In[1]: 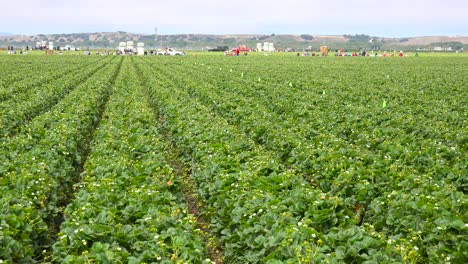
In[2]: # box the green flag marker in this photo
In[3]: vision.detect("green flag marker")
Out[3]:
[382,99,387,108]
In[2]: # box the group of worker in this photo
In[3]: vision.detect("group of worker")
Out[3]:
[332,50,415,57]
[224,48,248,56]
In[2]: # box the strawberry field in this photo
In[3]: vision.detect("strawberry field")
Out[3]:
[0,54,466,263]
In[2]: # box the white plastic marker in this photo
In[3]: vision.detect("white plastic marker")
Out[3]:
[258,77,261,82]
[382,99,387,108]
[241,72,244,78]
[289,82,293,87]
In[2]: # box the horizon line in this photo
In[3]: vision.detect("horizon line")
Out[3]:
[2,31,468,39]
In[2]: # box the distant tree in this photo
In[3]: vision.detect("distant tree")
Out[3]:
[432,41,464,50]
[205,37,216,42]
[101,39,110,47]
[223,38,235,44]
[300,34,314,41]
[344,34,371,42]
[369,38,382,51]
[189,36,201,41]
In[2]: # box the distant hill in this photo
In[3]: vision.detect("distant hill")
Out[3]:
[0,31,466,50]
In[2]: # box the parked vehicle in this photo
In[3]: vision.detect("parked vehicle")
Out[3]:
[208,46,229,52]
[156,48,185,56]
[232,45,251,52]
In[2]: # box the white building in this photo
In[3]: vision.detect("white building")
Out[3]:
[262,42,275,52]
[126,41,134,52]
[117,41,145,54]
[256,43,262,51]
[268,42,275,52]
[137,42,145,55]
[118,42,126,52]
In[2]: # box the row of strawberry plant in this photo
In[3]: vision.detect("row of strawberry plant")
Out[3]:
[0,57,122,263]
[0,55,103,89]
[166,55,466,196]
[153,56,466,262]
[140,58,415,262]
[174,56,465,152]
[0,55,94,88]
[0,56,107,102]
[166,56,466,190]
[178,56,466,196]
[52,58,209,263]
[134,58,406,263]
[0,56,114,138]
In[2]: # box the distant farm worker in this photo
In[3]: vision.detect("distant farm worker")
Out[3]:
[399,51,403,57]
[236,48,240,56]
[383,51,387,57]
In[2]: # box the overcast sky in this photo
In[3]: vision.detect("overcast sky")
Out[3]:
[2,0,467,37]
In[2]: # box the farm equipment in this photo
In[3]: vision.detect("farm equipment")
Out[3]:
[320,46,329,56]
[232,45,251,52]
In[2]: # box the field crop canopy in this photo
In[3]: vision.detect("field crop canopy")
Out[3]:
[0,52,466,263]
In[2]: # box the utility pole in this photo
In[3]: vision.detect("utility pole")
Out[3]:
[154,27,158,51]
